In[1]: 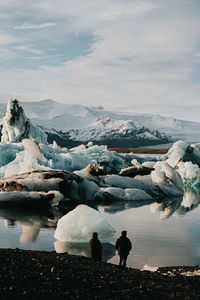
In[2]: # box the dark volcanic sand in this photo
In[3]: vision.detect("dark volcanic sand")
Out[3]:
[0,249,199,300]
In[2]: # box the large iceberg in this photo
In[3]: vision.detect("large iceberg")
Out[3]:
[166,140,200,167]
[54,204,116,243]
[0,170,100,205]
[151,162,183,196]
[1,99,47,144]
[99,187,153,201]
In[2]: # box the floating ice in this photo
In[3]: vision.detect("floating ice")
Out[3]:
[177,161,200,192]
[54,204,116,243]
[104,174,166,199]
[180,270,200,277]
[1,99,47,144]
[0,190,63,207]
[100,187,152,201]
[0,170,100,204]
[141,264,158,272]
[0,140,131,177]
[151,162,183,196]
[166,140,200,167]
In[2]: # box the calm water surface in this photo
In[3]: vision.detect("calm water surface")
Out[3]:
[0,194,200,269]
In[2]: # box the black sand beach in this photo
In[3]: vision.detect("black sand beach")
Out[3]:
[0,248,199,299]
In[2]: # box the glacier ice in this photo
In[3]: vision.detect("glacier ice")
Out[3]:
[141,265,158,272]
[0,190,63,207]
[99,187,153,201]
[177,161,200,192]
[166,140,200,167]
[1,98,200,207]
[1,99,47,144]
[0,170,100,204]
[151,162,183,196]
[54,204,116,243]
[0,140,130,177]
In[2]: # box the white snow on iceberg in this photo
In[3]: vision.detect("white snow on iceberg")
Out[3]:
[54,204,116,243]
[151,162,183,196]
[1,99,47,144]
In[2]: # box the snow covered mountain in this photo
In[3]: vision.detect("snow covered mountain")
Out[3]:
[0,99,199,147]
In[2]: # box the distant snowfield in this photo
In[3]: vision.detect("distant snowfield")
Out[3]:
[1,99,200,146]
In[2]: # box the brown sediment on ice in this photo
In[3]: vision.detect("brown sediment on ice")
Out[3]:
[0,248,199,299]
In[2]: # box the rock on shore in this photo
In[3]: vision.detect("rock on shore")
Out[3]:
[0,248,200,299]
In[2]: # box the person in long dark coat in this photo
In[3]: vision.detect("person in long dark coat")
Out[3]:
[115,230,132,266]
[89,232,102,261]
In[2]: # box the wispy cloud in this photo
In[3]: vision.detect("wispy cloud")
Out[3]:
[0,33,20,45]
[14,22,57,30]
[16,46,44,55]
[0,0,200,121]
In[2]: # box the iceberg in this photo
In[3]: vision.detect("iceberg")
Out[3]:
[0,191,63,207]
[1,99,47,144]
[99,187,153,201]
[104,174,167,199]
[0,170,100,205]
[166,140,200,167]
[0,139,131,178]
[151,162,183,196]
[54,204,116,243]
[177,161,200,192]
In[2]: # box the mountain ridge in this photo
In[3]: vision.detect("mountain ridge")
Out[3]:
[0,99,199,147]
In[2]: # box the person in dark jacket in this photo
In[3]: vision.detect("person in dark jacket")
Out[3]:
[89,232,102,261]
[115,230,132,266]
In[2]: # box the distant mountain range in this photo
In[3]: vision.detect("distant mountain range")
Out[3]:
[1,99,200,147]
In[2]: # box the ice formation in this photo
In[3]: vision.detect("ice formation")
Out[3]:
[166,140,200,167]
[180,270,200,277]
[0,140,130,178]
[1,99,200,207]
[99,187,153,201]
[151,162,183,196]
[1,99,47,144]
[177,162,200,192]
[141,265,158,272]
[0,191,63,207]
[0,170,100,204]
[54,204,116,243]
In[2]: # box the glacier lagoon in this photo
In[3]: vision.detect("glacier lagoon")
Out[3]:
[1,99,200,269]
[0,194,200,269]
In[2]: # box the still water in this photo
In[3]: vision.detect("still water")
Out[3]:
[0,194,200,269]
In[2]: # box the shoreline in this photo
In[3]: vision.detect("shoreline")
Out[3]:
[0,248,199,299]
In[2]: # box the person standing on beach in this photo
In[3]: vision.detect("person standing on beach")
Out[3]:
[115,230,132,266]
[89,232,102,261]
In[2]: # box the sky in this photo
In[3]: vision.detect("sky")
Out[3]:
[0,0,200,121]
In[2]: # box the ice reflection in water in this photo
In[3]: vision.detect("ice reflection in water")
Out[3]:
[0,190,200,267]
[150,190,200,219]
[54,240,115,262]
[0,207,64,246]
